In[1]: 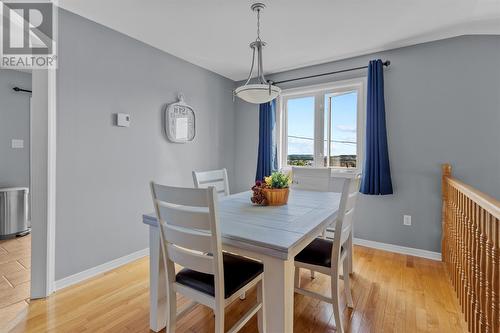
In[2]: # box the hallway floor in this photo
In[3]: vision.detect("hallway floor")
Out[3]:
[0,234,31,332]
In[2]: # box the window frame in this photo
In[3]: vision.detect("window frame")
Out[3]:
[277,77,366,172]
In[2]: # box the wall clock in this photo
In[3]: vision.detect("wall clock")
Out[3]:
[165,94,195,143]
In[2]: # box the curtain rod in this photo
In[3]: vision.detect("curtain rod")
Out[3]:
[13,86,32,93]
[270,60,390,85]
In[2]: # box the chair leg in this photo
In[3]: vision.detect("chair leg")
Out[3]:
[347,233,353,275]
[239,292,246,300]
[214,304,224,333]
[331,266,344,333]
[343,258,354,308]
[294,267,301,288]
[167,289,177,333]
[257,279,266,333]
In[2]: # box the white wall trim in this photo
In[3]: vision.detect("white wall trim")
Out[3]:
[46,68,57,295]
[353,238,442,261]
[30,69,57,298]
[54,248,149,291]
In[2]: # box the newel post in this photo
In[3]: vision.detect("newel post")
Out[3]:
[441,163,452,262]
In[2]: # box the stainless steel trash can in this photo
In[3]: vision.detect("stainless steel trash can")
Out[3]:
[0,187,29,239]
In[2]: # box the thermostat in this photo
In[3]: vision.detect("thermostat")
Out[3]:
[116,113,131,127]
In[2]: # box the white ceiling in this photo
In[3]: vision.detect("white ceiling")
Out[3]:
[58,0,500,81]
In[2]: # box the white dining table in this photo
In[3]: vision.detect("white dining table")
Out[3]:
[142,189,341,333]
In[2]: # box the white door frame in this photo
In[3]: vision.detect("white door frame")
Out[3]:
[2,1,57,299]
[30,68,56,298]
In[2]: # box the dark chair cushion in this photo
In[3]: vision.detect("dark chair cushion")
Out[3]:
[295,238,343,268]
[176,252,263,299]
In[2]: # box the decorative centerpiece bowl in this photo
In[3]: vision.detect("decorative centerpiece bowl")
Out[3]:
[262,187,289,206]
[251,171,292,206]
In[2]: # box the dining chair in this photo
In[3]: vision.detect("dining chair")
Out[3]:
[326,173,361,275]
[150,183,265,333]
[291,166,332,191]
[192,168,230,197]
[293,176,358,333]
[192,168,249,299]
[291,166,332,279]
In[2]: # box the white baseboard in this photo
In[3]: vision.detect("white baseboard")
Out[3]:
[54,248,149,291]
[353,238,441,261]
[53,238,440,291]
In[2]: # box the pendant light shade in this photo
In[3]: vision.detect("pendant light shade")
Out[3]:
[235,84,281,104]
[234,3,281,104]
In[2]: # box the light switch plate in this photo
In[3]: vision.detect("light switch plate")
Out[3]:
[11,139,24,149]
[403,215,412,226]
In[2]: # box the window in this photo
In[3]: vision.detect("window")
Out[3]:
[279,78,365,170]
[286,96,315,166]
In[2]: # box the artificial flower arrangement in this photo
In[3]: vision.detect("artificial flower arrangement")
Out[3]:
[251,171,292,206]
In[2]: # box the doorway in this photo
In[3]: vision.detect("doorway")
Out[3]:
[0,67,56,331]
[0,68,32,330]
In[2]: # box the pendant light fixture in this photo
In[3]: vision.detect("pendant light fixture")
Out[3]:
[234,3,281,104]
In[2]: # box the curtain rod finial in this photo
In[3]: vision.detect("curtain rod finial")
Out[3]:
[383,60,391,66]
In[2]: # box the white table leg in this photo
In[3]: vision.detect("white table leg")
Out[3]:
[149,226,167,332]
[261,254,295,333]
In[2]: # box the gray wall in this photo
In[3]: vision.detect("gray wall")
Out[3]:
[55,14,498,280]
[56,10,235,279]
[0,69,31,188]
[234,35,500,253]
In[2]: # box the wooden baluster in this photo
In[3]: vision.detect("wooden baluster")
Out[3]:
[465,194,471,321]
[458,189,464,301]
[485,213,492,333]
[454,187,459,289]
[464,193,469,315]
[455,189,460,297]
[455,187,463,296]
[471,200,478,333]
[472,199,479,333]
[464,193,470,328]
[461,192,467,310]
[448,187,452,277]
[454,187,460,293]
[455,190,462,294]
[490,216,499,333]
[447,184,457,278]
[476,204,483,333]
[478,206,487,333]
[453,188,459,292]
[467,199,473,331]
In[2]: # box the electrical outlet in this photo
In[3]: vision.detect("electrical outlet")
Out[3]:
[403,215,412,226]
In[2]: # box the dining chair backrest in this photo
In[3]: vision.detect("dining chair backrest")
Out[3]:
[150,183,224,297]
[330,171,360,192]
[332,175,361,258]
[192,168,230,197]
[291,167,332,192]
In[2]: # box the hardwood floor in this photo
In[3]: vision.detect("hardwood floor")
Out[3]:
[10,245,467,333]
[0,234,31,333]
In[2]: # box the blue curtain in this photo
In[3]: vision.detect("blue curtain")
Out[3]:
[256,100,278,181]
[360,59,393,195]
